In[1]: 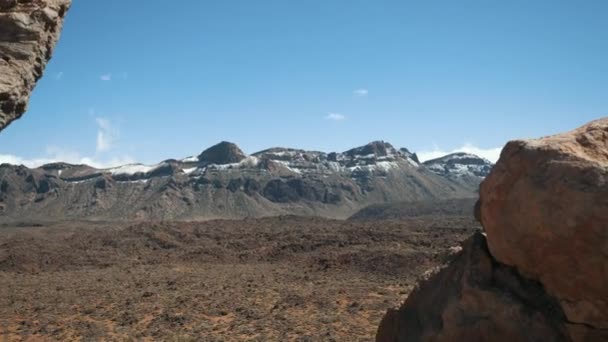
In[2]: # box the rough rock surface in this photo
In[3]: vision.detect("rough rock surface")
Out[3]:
[0,0,71,131]
[478,118,608,334]
[376,232,571,342]
[376,118,608,342]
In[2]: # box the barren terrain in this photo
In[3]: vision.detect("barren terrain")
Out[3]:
[0,216,479,341]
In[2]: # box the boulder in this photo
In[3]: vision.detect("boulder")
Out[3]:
[478,117,608,332]
[0,0,71,131]
[377,118,608,341]
[377,232,571,342]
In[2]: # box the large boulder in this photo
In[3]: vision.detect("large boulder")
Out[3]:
[377,232,571,342]
[0,0,71,132]
[376,118,608,341]
[478,118,608,333]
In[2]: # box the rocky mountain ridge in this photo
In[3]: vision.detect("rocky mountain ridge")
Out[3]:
[0,141,492,221]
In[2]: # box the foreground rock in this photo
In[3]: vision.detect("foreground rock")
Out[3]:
[479,118,608,335]
[0,0,71,131]
[377,118,608,341]
[377,232,571,342]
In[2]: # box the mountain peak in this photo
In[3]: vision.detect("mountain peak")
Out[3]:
[425,152,490,165]
[423,152,493,178]
[345,141,397,158]
[399,147,420,164]
[197,141,247,165]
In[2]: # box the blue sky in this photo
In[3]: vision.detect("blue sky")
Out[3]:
[1,0,606,167]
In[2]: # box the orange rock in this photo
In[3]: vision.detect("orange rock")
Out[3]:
[479,118,608,331]
[376,232,572,342]
[376,118,608,342]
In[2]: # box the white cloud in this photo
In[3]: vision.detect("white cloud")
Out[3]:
[417,143,504,163]
[0,147,135,169]
[353,89,368,97]
[95,117,116,152]
[100,73,112,81]
[325,113,346,121]
[0,117,134,169]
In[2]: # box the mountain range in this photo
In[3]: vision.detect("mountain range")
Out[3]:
[0,141,493,221]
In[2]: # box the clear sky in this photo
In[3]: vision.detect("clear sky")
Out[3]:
[1,0,606,167]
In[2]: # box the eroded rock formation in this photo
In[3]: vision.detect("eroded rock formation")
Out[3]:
[0,0,71,132]
[377,118,608,342]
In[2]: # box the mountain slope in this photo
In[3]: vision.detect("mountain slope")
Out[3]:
[348,198,478,221]
[0,141,488,221]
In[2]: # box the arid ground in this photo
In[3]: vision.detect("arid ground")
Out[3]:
[0,216,478,341]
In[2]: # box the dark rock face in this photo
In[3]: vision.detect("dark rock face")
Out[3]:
[197,141,247,165]
[399,148,420,164]
[376,118,608,342]
[345,141,397,159]
[262,178,324,203]
[376,232,571,342]
[0,0,71,131]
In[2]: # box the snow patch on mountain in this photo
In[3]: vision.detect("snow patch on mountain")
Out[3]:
[107,163,162,176]
[206,156,260,171]
[182,156,198,163]
[423,153,493,178]
[182,167,198,175]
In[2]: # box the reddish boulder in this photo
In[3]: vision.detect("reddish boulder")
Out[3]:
[377,118,608,341]
[479,118,608,332]
[376,232,571,342]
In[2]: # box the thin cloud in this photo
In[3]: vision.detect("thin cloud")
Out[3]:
[95,117,116,152]
[417,143,504,163]
[54,72,64,80]
[325,113,346,121]
[100,73,112,81]
[353,89,368,97]
[0,117,133,169]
